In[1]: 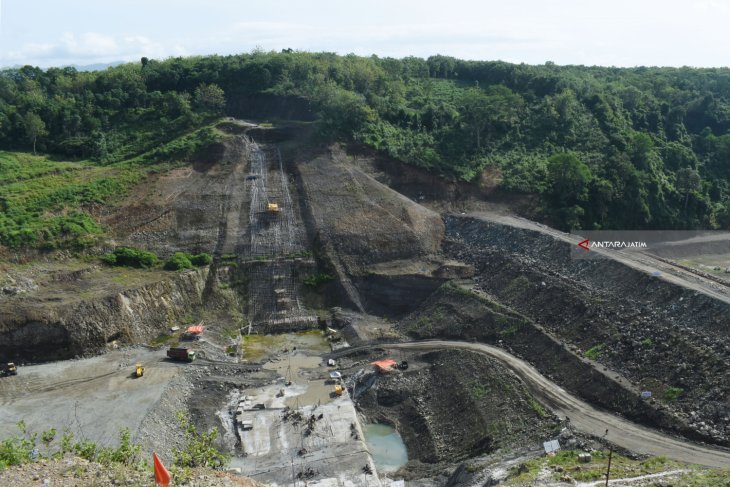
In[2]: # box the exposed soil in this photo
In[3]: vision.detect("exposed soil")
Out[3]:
[442,214,730,446]
[349,348,561,480]
[4,119,730,485]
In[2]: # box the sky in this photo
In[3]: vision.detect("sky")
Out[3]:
[1,0,729,68]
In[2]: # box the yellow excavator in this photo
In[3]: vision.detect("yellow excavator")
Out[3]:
[135,363,145,378]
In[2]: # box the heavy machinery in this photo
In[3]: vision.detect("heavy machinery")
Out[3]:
[167,347,196,362]
[1,362,17,377]
[182,325,205,341]
[266,202,280,214]
[135,363,145,378]
[334,384,344,396]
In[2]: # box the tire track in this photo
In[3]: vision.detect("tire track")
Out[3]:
[349,340,730,467]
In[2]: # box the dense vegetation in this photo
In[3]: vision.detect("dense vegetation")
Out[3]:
[1,416,229,480]
[163,251,212,271]
[102,247,211,271]
[0,127,217,249]
[3,52,730,234]
[0,421,141,470]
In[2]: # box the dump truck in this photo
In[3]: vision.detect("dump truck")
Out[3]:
[167,347,196,362]
[1,362,17,376]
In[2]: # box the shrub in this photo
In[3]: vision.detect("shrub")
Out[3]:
[664,386,684,401]
[96,428,141,466]
[528,398,548,418]
[164,252,193,271]
[0,421,36,470]
[190,252,212,266]
[0,423,141,471]
[172,412,228,469]
[303,272,334,287]
[469,381,487,400]
[102,247,159,268]
[584,344,604,360]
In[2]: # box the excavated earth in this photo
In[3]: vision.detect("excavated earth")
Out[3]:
[441,215,730,446]
[343,347,562,480]
[2,120,730,484]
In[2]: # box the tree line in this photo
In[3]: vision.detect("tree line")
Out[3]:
[2,51,730,230]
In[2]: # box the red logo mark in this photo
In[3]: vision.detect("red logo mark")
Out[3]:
[578,239,590,251]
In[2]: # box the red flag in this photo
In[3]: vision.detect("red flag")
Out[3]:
[153,452,171,487]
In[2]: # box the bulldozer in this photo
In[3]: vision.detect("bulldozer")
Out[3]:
[135,363,145,378]
[266,202,281,214]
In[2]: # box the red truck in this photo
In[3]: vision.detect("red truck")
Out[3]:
[166,348,196,362]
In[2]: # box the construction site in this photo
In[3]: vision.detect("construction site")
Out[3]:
[2,119,730,486]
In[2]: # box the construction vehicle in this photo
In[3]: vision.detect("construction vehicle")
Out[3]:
[334,384,344,396]
[1,362,17,376]
[182,325,205,341]
[166,347,196,362]
[266,202,280,214]
[135,363,145,378]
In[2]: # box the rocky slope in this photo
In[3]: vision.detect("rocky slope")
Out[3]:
[443,214,730,445]
[0,266,208,362]
[351,348,561,479]
[296,144,452,315]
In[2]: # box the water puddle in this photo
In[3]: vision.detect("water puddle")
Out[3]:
[242,330,329,362]
[363,423,408,473]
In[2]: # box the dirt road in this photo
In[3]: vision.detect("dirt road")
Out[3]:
[387,341,730,468]
[467,212,730,305]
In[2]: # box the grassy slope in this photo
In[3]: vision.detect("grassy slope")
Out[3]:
[0,124,222,251]
[506,449,730,485]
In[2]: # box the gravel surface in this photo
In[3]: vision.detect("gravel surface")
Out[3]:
[0,456,263,487]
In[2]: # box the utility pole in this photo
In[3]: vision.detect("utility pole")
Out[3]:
[603,429,613,487]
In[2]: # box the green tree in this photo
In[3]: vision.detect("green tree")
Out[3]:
[193,83,226,113]
[458,85,523,151]
[459,87,491,150]
[545,152,592,229]
[546,153,592,202]
[676,167,701,212]
[22,112,47,154]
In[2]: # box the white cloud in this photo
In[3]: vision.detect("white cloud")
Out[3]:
[1,32,184,67]
[1,0,730,68]
[230,20,550,61]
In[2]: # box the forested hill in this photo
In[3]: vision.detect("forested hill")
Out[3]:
[3,51,730,232]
